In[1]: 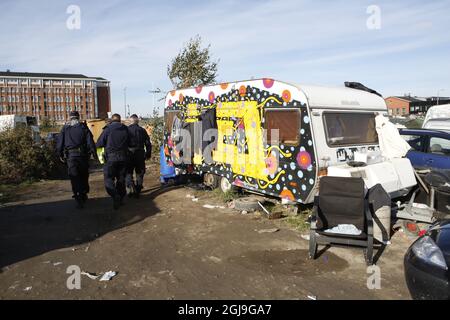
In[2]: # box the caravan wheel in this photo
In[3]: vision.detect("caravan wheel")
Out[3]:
[203,173,219,189]
[220,176,234,193]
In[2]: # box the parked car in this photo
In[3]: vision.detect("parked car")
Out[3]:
[399,128,450,170]
[404,220,450,300]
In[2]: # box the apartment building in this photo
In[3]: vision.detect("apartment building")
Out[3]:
[0,71,111,123]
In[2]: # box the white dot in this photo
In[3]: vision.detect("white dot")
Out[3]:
[297,171,304,178]
[304,116,310,124]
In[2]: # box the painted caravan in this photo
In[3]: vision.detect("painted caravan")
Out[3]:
[162,79,415,204]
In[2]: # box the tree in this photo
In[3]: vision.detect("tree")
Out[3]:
[167,35,219,89]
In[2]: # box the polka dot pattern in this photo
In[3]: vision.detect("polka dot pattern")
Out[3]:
[163,80,317,203]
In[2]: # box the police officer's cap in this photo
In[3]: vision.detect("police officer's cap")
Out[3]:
[130,114,138,119]
[70,111,80,119]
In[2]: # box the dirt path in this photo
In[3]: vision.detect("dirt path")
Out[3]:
[0,165,413,299]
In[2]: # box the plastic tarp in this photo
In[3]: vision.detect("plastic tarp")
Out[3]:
[375,115,411,159]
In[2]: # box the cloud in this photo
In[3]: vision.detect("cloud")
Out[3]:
[1,0,449,115]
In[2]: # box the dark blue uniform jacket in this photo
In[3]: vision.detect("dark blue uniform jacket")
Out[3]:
[96,122,130,160]
[127,124,152,156]
[57,123,96,157]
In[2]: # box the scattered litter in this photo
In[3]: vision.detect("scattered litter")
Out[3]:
[100,271,117,281]
[301,234,310,241]
[81,272,100,280]
[208,256,222,263]
[203,204,225,209]
[241,210,248,215]
[23,287,32,292]
[8,281,20,290]
[186,194,194,199]
[85,245,90,252]
[258,201,270,216]
[53,262,63,266]
[191,198,199,202]
[268,211,283,220]
[307,295,317,300]
[257,228,279,234]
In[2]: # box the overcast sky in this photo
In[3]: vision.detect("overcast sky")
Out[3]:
[1,0,449,117]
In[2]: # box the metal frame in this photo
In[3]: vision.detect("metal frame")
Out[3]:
[309,196,375,266]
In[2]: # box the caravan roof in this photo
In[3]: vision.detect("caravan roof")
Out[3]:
[293,84,387,111]
[165,79,387,112]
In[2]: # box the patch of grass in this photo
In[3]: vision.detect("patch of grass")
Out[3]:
[212,188,239,203]
[405,118,424,129]
[282,209,312,233]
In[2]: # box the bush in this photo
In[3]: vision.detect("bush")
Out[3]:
[0,126,58,184]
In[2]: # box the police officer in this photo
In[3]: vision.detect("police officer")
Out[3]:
[126,114,152,198]
[57,111,96,209]
[96,113,130,210]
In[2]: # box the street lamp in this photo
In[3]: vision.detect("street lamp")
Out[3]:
[123,87,127,118]
[148,83,167,116]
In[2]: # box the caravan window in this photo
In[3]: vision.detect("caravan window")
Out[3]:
[323,112,377,147]
[264,109,300,146]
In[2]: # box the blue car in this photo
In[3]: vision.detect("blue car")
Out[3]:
[399,128,450,170]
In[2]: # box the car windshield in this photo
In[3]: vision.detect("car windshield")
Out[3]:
[323,112,378,146]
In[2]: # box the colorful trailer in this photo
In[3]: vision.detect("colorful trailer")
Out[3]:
[162,79,416,203]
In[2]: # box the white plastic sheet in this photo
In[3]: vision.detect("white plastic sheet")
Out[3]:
[375,115,411,159]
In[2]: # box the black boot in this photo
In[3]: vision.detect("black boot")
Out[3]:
[135,185,142,198]
[74,194,84,209]
[127,184,136,198]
